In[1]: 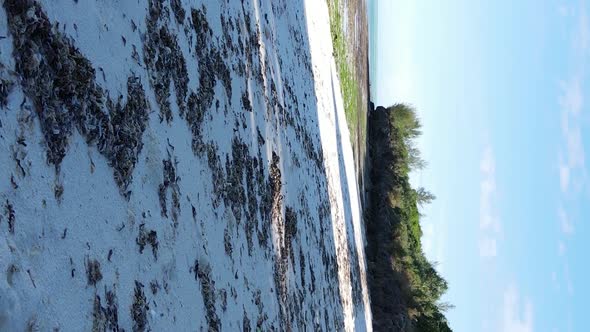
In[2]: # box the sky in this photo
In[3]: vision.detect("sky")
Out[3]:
[370,0,589,331]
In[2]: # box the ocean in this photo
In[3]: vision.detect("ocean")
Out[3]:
[368,0,378,102]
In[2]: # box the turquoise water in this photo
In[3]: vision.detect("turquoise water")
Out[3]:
[368,0,378,102]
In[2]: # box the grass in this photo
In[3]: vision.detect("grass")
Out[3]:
[327,0,362,143]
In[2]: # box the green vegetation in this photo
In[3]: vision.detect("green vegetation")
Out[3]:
[366,104,452,331]
[327,0,362,142]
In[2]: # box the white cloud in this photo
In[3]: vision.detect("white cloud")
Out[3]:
[574,10,590,53]
[479,237,497,258]
[559,78,583,116]
[558,5,569,17]
[558,241,566,256]
[559,159,570,193]
[566,126,585,169]
[480,148,498,231]
[558,11,588,196]
[480,214,501,233]
[558,206,574,235]
[502,285,534,332]
[565,264,574,296]
[552,271,560,291]
[558,78,585,185]
[560,106,570,139]
[480,146,500,258]
[480,147,496,174]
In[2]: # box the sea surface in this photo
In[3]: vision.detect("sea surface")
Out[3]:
[368,0,378,102]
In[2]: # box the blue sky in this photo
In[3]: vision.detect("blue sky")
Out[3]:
[370,0,588,331]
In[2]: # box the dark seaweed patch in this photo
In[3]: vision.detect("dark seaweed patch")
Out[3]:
[5,0,101,167]
[92,288,120,332]
[169,0,185,25]
[241,90,252,112]
[205,142,225,209]
[243,311,251,332]
[150,279,160,295]
[258,151,282,248]
[158,156,181,225]
[192,260,220,331]
[253,289,268,330]
[223,227,233,257]
[4,1,149,197]
[185,91,206,154]
[143,0,189,122]
[284,206,298,265]
[136,224,159,260]
[224,137,247,223]
[299,247,306,291]
[105,76,150,196]
[218,288,227,312]
[0,68,14,108]
[54,182,64,202]
[189,7,232,117]
[131,281,149,332]
[104,289,120,331]
[4,200,15,234]
[86,258,103,286]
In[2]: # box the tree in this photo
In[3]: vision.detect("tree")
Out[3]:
[415,187,436,206]
[389,103,422,140]
[408,145,428,170]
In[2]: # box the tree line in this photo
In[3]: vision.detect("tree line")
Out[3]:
[366,104,452,331]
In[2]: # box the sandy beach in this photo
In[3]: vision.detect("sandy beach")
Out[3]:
[0,0,371,330]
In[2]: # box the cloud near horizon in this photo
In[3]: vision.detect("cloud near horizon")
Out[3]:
[573,8,590,54]
[479,146,500,258]
[558,7,588,196]
[559,77,585,195]
[559,241,566,256]
[565,263,574,296]
[502,285,534,332]
[553,2,587,306]
[558,205,575,235]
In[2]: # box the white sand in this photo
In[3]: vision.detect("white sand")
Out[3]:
[0,0,372,330]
